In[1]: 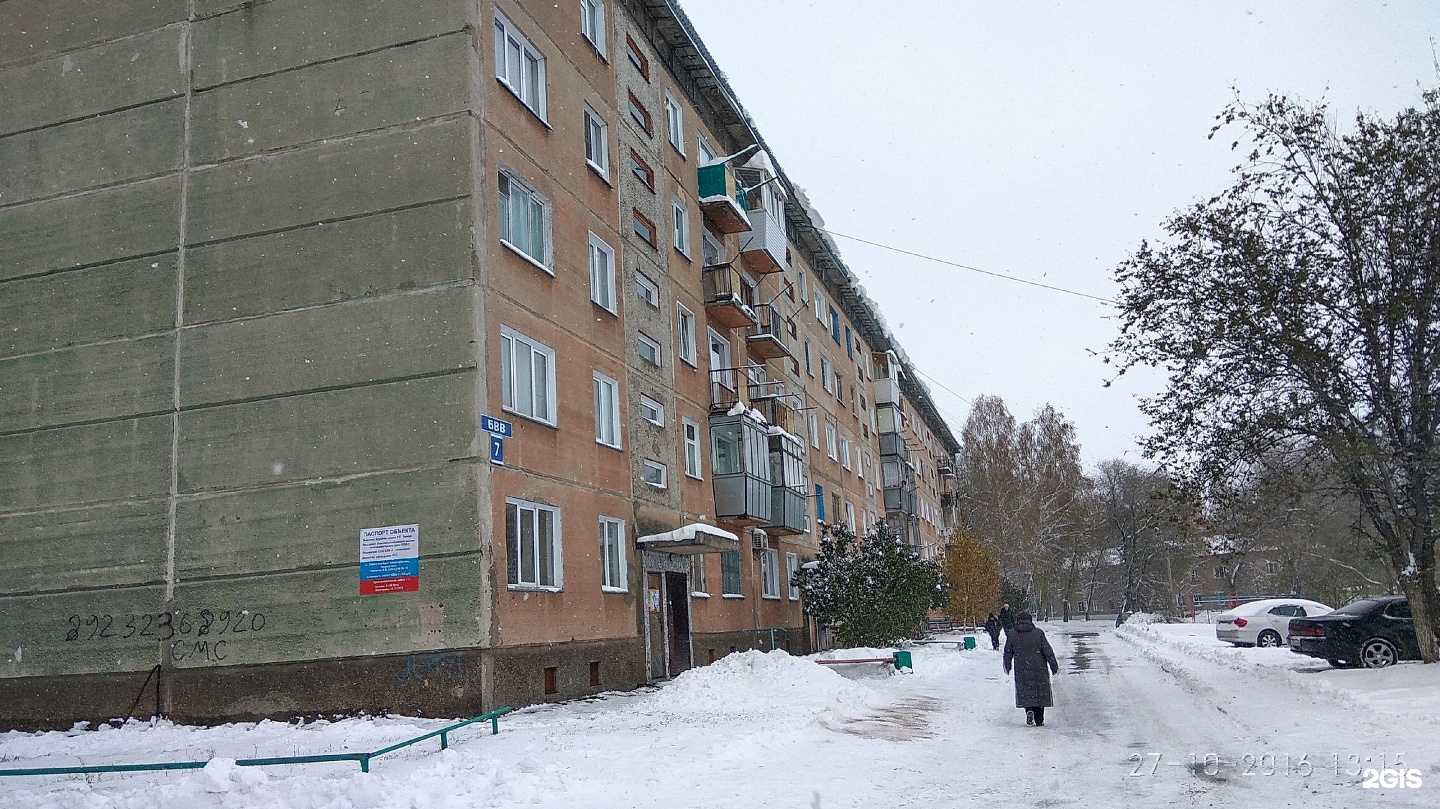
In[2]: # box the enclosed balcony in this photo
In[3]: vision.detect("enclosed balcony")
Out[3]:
[878,431,907,458]
[873,351,901,405]
[762,432,807,536]
[736,168,786,274]
[710,409,772,525]
[746,304,791,360]
[882,457,917,517]
[875,403,905,436]
[702,265,758,329]
[697,161,751,235]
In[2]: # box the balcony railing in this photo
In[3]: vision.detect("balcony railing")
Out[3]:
[697,162,751,235]
[749,381,801,436]
[746,304,791,361]
[702,266,758,329]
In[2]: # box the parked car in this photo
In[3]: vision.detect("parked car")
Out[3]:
[1214,598,1333,647]
[1287,595,1421,668]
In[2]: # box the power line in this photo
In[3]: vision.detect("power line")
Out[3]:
[820,229,1118,306]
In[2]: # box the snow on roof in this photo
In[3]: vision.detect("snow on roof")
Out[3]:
[636,523,739,545]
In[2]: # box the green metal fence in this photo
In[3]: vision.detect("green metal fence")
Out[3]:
[0,706,513,777]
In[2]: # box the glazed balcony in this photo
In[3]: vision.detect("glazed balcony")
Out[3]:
[710,409,773,525]
[761,431,807,537]
[737,204,786,274]
[702,266,758,330]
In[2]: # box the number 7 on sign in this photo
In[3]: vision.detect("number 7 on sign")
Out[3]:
[490,434,505,465]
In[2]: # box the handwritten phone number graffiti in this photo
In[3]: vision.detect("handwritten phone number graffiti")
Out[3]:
[63,610,267,644]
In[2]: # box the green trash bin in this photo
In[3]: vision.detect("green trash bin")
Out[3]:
[963,636,977,650]
[893,650,913,670]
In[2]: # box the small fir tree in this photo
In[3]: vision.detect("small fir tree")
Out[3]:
[793,522,944,647]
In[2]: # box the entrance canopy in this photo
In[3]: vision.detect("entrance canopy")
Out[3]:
[635,523,740,554]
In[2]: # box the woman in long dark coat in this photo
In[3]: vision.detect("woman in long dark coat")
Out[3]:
[1002,611,1059,726]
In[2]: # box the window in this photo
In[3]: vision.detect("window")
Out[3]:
[839,434,852,470]
[709,329,733,390]
[825,422,838,460]
[672,199,691,258]
[505,498,560,589]
[808,411,819,448]
[844,502,856,532]
[600,516,625,591]
[629,151,654,191]
[664,92,683,153]
[845,326,853,358]
[642,459,667,488]
[593,371,620,448]
[682,418,702,478]
[588,232,616,312]
[786,553,799,600]
[803,340,813,376]
[637,332,661,366]
[855,446,864,479]
[1265,560,1280,575]
[829,306,841,343]
[627,91,651,135]
[701,230,723,267]
[721,550,742,596]
[632,209,657,246]
[677,304,697,366]
[636,273,659,307]
[494,12,546,119]
[583,105,609,178]
[1214,565,1228,580]
[814,292,825,323]
[580,0,606,56]
[498,170,550,269]
[690,554,708,595]
[761,549,780,599]
[639,394,664,426]
[502,327,556,425]
[815,484,825,522]
[799,272,809,302]
[698,135,717,164]
[820,356,833,393]
[625,34,649,80]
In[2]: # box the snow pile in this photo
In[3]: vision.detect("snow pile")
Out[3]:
[641,649,877,723]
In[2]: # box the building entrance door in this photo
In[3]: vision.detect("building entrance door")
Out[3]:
[646,571,666,680]
[665,571,692,675]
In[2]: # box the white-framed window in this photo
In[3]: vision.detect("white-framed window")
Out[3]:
[809,412,819,449]
[593,371,621,448]
[635,273,659,308]
[840,434,852,471]
[690,554,708,595]
[580,0,606,56]
[799,272,809,302]
[701,230,723,267]
[814,291,825,323]
[746,362,764,387]
[494,12,547,120]
[639,394,665,426]
[501,327,556,425]
[825,422,838,461]
[637,332,661,366]
[845,501,856,532]
[708,329,733,390]
[820,357,833,393]
[786,552,800,600]
[505,497,561,589]
[672,198,691,258]
[664,91,683,153]
[761,548,780,599]
[855,446,865,479]
[677,304,697,366]
[498,169,551,270]
[803,339,813,376]
[682,417,702,478]
[589,231,616,312]
[600,515,625,592]
[583,105,609,178]
[642,459,667,488]
[697,134,717,164]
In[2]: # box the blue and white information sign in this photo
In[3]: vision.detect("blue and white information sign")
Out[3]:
[359,524,419,595]
[490,434,505,465]
[480,414,513,437]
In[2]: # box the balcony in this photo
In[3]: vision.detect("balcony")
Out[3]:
[878,431,906,458]
[746,304,791,361]
[697,162,751,235]
[761,432,807,536]
[710,409,773,525]
[737,205,786,274]
[874,376,900,406]
[702,266,758,329]
[749,381,801,436]
[882,457,917,517]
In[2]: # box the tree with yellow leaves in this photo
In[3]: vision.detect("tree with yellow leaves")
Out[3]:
[940,528,1002,628]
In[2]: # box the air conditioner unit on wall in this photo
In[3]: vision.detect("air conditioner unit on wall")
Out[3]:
[751,529,769,551]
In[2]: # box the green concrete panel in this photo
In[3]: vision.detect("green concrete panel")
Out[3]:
[0,586,167,678]
[0,503,167,595]
[0,27,185,137]
[184,201,471,324]
[0,416,173,513]
[186,120,470,245]
[0,0,186,69]
[191,34,470,163]
[180,287,475,407]
[0,99,184,205]
[168,557,485,668]
[191,0,467,89]
[175,465,478,578]
[0,177,180,281]
[0,335,174,433]
[0,253,176,358]
[176,372,476,493]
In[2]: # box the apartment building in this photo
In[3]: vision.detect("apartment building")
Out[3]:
[0,0,958,730]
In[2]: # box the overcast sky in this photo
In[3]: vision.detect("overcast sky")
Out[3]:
[680,0,1440,468]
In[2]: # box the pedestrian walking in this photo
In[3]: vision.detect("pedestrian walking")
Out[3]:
[1002,610,1059,726]
[983,612,1002,650]
[999,603,1015,638]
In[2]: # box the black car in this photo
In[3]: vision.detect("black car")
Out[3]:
[1287,595,1420,668]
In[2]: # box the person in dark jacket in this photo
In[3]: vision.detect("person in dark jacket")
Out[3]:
[983,612,1002,650]
[999,604,1016,637]
[1002,611,1059,726]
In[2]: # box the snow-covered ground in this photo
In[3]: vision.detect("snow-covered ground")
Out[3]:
[1,621,1434,808]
